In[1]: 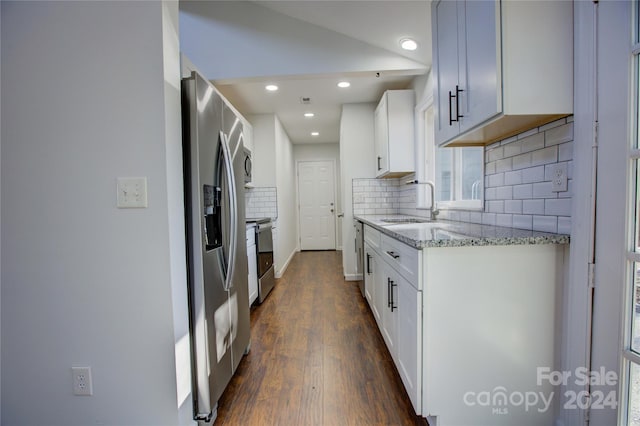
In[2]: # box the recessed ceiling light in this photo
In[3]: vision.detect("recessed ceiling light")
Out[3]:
[337,81,351,88]
[400,38,418,51]
[265,84,278,92]
[304,112,315,118]
[311,132,319,136]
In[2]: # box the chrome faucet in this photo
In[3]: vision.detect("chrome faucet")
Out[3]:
[405,180,440,221]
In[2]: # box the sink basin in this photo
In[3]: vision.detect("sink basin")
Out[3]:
[380,217,430,224]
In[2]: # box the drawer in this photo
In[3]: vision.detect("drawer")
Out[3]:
[364,225,381,251]
[381,234,420,288]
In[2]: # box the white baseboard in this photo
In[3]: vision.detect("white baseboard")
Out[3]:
[344,273,362,281]
[275,249,297,279]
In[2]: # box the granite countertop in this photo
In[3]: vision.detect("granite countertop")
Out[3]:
[355,214,570,249]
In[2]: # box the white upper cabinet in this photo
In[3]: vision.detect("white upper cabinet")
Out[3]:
[432,0,573,147]
[374,90,415,178]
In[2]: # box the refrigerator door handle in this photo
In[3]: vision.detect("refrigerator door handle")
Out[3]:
[220,131,238,290]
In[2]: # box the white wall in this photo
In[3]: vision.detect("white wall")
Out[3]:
[293,143,343,248]
[588,2,630,425]
[1,2,189,424]
[179,1,425,82]
[274,117,297,277]
[246,114,297,277]
[249,114,277,187]
[340,104,376,279]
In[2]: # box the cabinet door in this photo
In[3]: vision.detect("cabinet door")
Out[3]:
[432,0,461,145]
[364,245,380,323]
[396,275,422,413]
[247,243,258,305]
[381,264,398,360]
[458,0,500,132]
[374,95,389,176]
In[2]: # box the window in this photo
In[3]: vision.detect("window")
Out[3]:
[624,3,640,424]
[427,110,484,210]
[415,80,483,211]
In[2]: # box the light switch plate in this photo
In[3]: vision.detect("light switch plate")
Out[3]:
[117,177,148,208]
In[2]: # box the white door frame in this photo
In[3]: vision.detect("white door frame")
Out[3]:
[295,159,338,251]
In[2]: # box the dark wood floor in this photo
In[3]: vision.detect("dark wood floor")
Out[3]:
[215,251,427,425]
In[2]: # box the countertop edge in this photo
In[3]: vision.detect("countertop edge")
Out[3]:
[355,215,570,249]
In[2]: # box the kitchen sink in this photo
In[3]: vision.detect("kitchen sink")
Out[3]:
[380,218,430,224]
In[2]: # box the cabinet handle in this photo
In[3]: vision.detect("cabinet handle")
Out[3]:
[390,281,397,312]
[455,85,464,121]
[386,250,400,259]
[387,278,392,308]
[448,90,454,126]
[377,156,382,171]
[366,253,372,274]
[449,85,464,125]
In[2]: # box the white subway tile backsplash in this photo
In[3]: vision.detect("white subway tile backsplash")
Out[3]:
[523,199,545,215]
[519,133,545,154]
[503,141,523,158]
[531,146,558,167]
[488,146,504,162]
[485,161,496,175]
[513,184,533,199]
[485,187,497,200]
[496,214,513,228]
[482,213,497,226]
[545,198,572,216]
[488,173,505,188]
[559,142,573,162]
[557,216,572,234]
[517,127,539,140]
[351,116,573,234]
[513,214,533,230]
[545,122,573,146]
[487,200,504,213]
[504,170,522,185]
[496,186,513,200]
[532,181,556,199]
[539,118,567,132]
[521,166,545,183]
[496,158,512,173]
[505,200,523,214]
[512,152,533,170]
[533,215,558,233]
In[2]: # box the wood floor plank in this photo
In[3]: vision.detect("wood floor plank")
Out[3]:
[214,251,427,426]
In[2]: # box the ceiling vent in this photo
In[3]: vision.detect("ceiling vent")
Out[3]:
[300,97,311,105]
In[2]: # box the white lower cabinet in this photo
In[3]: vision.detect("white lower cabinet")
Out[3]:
[362,223,565,425]
[395,269,421,412]
[364,243,382,325]
[380,263,398,358]
[246,224,258,305]
[364,225,422,414]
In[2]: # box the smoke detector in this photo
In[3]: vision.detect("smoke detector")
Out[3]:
[300,97,311,105]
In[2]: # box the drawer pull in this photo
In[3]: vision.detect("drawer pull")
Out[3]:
[386,250,400,259]
[390,280,397,312]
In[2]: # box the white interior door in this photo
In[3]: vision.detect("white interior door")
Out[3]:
[298,160,336,250]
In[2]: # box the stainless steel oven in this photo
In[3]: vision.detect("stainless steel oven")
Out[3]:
[255,220,275,303]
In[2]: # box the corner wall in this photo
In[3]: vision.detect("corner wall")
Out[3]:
[1,2,187,424]
[340,103,376,280]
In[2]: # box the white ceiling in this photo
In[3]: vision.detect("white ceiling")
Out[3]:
[204,0,432,145]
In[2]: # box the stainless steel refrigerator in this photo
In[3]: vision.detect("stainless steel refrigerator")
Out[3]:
[181,70,251,423]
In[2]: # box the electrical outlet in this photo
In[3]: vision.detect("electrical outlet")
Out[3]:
[117,177,148,208]
[550,163,568,192]
[72,367,93,396]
